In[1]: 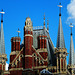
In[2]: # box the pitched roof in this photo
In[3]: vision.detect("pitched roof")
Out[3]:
[33,27,56,66]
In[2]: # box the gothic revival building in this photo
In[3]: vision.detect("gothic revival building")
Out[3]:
[1,3,75,75]
[8,16,48,75]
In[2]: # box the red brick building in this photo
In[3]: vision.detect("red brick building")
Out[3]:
[1,3,74,74]
[8,17,48,75]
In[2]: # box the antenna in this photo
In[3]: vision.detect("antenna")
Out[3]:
[69,23,73,35]
[57,3,63,16]
[17,28,20,37]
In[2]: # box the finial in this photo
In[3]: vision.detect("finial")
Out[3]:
[44,13,45,27]
[58,3,63,16]
[0,9,5,22]
[69,23,73,35]
[17,28,20,37]
[47,18,49,30]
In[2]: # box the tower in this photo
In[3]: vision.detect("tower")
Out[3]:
[55,3,68,74]
[23,17,33,72]
[68,23,75,75]
[0,9,7,75]
[10,37,21,63]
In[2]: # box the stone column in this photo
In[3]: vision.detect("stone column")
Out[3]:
[63,58,64,71]
[2,64,3,70]
[60,54,61,72]
[71,69,73,75]
[57,57,59,72]
[65,58,67,71]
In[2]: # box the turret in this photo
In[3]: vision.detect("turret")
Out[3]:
[38,35,47,49]
[10,37,21,63]
[24,17,33,69]
[11,37,21,52]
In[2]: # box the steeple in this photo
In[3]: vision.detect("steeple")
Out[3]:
[43,13,46,35]
[0,9,5,54]
[56,3,65,48]
[44,13,45,27]
[47,18,49,30]
[69,23,74,65]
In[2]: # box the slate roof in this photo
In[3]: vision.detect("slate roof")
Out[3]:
[33,26,56,66]
[0,14,5,54]
[56,16,65,48]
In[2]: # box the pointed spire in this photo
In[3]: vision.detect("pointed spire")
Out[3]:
[69,23,74,65]
[56,3,65,48]
[44,13,45,27]
[0,9,5,54]
[47,18,49,30]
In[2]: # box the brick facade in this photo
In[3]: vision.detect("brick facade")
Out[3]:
[8,17,48,75]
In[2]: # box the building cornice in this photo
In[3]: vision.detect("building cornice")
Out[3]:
[25,34,33,37]
[9,68,23,71]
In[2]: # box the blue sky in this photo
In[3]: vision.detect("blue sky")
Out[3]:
[0,0,74,64]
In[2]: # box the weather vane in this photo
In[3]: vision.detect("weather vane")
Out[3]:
[69,23,73,35]
[17,28,20,37]
[57,3,63,16]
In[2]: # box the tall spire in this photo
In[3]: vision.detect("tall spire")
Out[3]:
[0,9,5,54]
[43,13,46,35]
[56,3,65,48]
[47,18,49,30]
[44,13,45,27]
[69,23,74,65]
